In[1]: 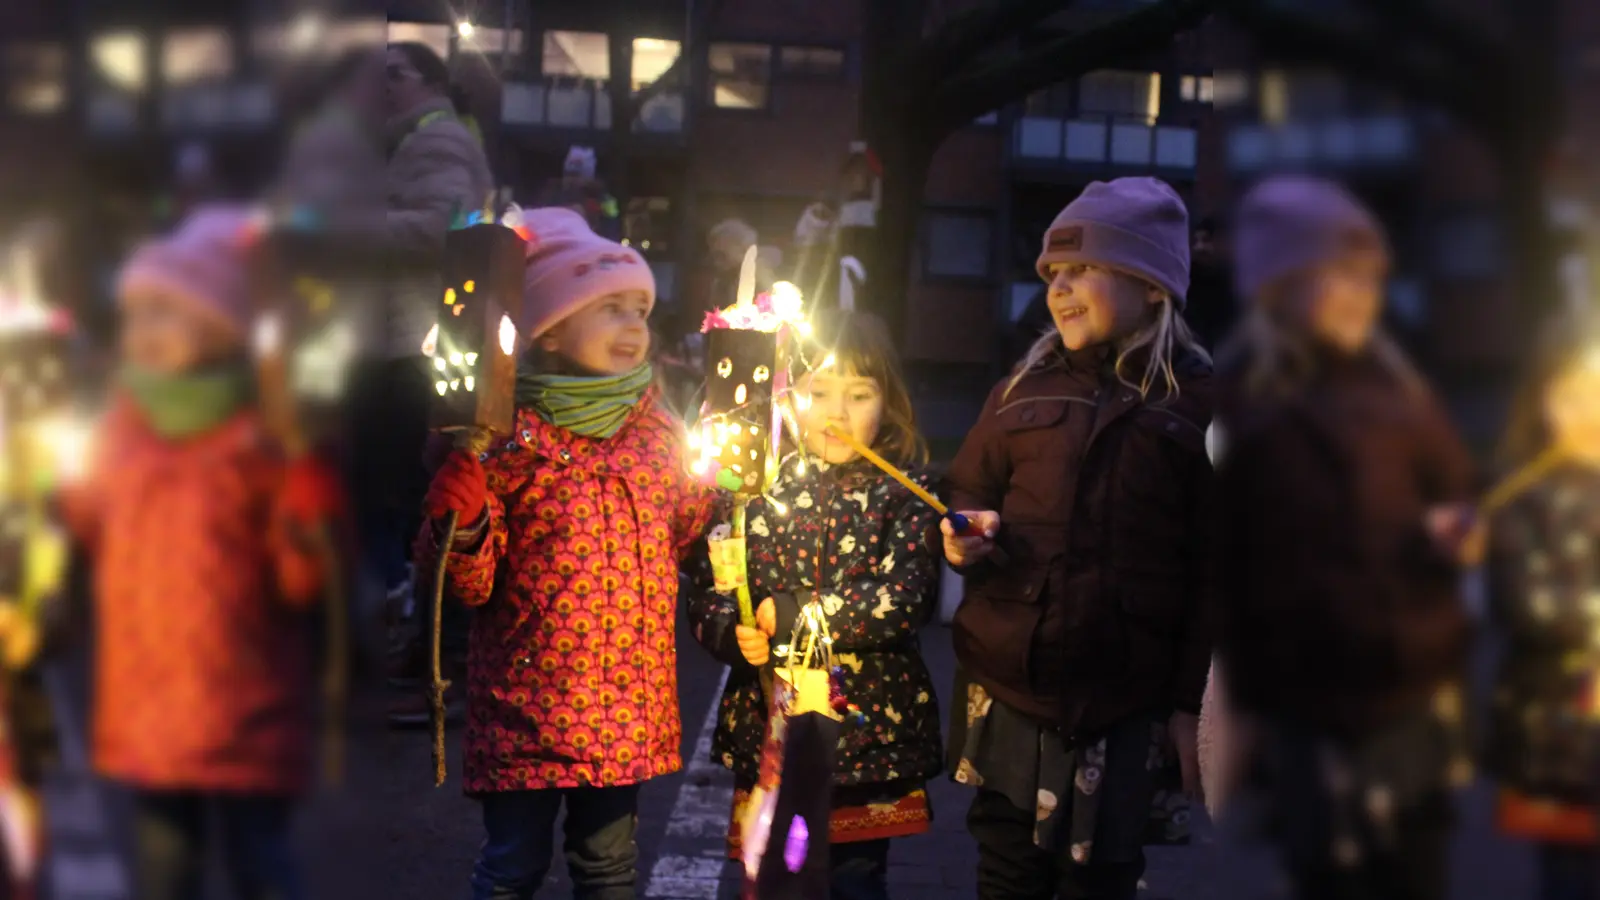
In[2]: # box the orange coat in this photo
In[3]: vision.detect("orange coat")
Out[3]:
[64,398,324,794]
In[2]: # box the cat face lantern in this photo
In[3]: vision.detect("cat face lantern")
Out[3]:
[699,328,786,496]
[422,223,526,436]
[0,308,71,427]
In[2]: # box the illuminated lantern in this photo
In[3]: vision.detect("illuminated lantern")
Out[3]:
[704,328,786,495]
[424,222,526,436]
[0,308,71,429]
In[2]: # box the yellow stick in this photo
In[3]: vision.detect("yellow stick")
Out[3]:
[823,424,947,514]
[1481,444,1570,515]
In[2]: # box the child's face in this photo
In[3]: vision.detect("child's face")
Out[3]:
[539,291,652,375]
[119,288,234,373]
[1546,351,1600,465]
[1045,263,1157,351]
[798,369,883,465]
[1291,252,1385,354]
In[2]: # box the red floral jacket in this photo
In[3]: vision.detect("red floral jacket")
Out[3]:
[418,389,716,792]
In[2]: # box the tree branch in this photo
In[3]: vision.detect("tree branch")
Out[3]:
[926,0,1214,136]
[918,0,1079,74]
[628,0,728,116]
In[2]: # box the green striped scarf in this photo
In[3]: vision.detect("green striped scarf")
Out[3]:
[517,362,654,438]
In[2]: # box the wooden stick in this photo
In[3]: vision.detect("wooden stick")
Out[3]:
[430,427,493,787]
[822,425,946,513]
[1481,444,1569,515]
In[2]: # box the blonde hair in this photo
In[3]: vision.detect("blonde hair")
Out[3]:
[1005,286,1210,402]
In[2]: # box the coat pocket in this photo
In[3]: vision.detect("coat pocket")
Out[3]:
[951,563,1053,698]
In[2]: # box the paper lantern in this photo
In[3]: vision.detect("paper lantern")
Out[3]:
[0,321,70,428]
[424,223,525,436]
[703,328,785,495]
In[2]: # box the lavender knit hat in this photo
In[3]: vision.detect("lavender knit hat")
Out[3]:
[1232,175,1389,301]
[519,207,655,339]
[1035,177,1191,308]
[116,205,258,339]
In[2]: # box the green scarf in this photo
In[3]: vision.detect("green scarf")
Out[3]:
[516,361,654,439]
[120,363,255,439]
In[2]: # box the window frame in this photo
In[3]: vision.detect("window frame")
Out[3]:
[920,207,998,284]
[705,40,775,112]
[539,29,611,82]
[775,43,848,80]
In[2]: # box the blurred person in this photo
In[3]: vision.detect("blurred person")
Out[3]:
[56,206,347,900]
[705,219,780,317]
[414,208,714,899]
[942,177,1214,900]
[275,47,385,234]
[1212,175,1479,900]
[1484,313,1600,900]
[371,40,494,726]
[1185,215,1234,351]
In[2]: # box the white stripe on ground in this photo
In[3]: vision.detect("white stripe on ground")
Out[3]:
[644,667,734,899]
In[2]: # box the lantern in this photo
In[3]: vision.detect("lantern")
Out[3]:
[423,223,526,436]
[703,329,786,495]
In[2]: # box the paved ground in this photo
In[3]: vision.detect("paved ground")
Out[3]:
[37,596,1539,899]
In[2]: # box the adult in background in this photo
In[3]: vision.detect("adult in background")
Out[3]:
[362,40,493,726]
[1184,216,1235,351]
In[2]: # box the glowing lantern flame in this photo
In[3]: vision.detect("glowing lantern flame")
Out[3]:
[498,315,517,355]
[769,281,804,321]
[420,323,439,357]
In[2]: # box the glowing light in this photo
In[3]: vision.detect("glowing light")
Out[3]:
[499,315,517,355]
[794,459,805,477]
[457,21,475,38]
[449,379,460,391]
[769,281,804,320]
[766,495,789,515]
[252,312,281,359]
[465,352,479,366]
[420,323,440,356]
[40,415,93,485]
[449,351,464,366]
[688,429,702,451]
[735,384,747,404]
[435,381,448,395]
[717,357,733,378]
[690,458,709,475]
[798,321,813,338]
[464,280,476,293]
[820,353,836,370]
[795,393,812,412]
[434,357,447,372]
[464,376,475,391]
[444,288,456,305]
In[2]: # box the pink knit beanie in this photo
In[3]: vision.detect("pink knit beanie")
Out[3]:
[1035,177,1191,308]
[116,205,258,339]
[1232,175,1389,301]
[519,207,655,339]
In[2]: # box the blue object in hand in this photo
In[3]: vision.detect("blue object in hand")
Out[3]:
[945,511,980,537]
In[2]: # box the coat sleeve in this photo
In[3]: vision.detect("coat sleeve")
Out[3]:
[387,126,485,259]
[1169,443,1217,715]
[682,496,750,669]
[822,475,942,652]
[411,487,507,609]
[674,472,718,562]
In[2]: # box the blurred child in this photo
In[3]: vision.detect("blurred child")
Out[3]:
[1213,175,1479,900]
[60,206,344,900]
[1485,314,1600,900]
[943,177,1214,899]
[686,310,944,899]
[416,207,715,900]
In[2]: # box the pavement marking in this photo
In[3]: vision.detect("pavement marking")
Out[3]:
[644,667,735,900]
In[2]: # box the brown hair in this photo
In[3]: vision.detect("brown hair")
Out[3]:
[1497,309,1600,471]
[799,309,928,467]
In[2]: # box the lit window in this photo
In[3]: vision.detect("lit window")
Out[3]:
[91,31,147,93]
[5,43,66,114]
[1180,75,1216,104]
[778,46,844,77]
[388,22,451,62]
[163,28,233,86]
[255,15,385,62]
[543,31,609,80]
[1259,69,1288,125]
[632,37,681,92]
[709,43,771,109]
[1078,70,1160,124]
[1197,76,1214,103]
[924,212,993,279]
[458,27,524,56]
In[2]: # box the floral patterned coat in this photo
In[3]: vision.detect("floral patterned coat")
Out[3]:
[419,390,716,793]
[686,455,944,787]
[62,399,325,794]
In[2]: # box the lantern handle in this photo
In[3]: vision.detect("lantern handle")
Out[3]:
[735,244,759,308]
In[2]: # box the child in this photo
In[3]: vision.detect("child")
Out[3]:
[60,206,344,900]
[416,207,715,900]
[1212,175,1479,900]
[686,310,944,900]
[1485,314,1600,900]
[942,177,1214,900]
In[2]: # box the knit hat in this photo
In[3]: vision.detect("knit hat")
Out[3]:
[519,206,655,339]
[1232,175,1388,301]
[1035,177,1191,308]
[116,204,257,339]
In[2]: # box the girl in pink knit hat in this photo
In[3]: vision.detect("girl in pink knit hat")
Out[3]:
[942,177,1215,899]
[1210,175,1479,900]
[414,207,716,899]
[57,206,347,900]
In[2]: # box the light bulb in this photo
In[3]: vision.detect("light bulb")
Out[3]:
[457,21,475,38]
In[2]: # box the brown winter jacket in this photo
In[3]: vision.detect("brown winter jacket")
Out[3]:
[945,345,1216,741]
[1213,346,1477,738]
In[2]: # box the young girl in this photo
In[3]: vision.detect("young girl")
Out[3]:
[943,177,1214,900]
[417,207,715,900]
[686,310,944,900]
[61,206,345,900]
[1212,175,1479,900]
[1485,313,1600,900]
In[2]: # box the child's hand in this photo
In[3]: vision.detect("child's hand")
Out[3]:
[1424,503,1486,567]
[942,510,1000,566]
[735,624,769,667]
[756,598,777,637]
[424,451,488,524]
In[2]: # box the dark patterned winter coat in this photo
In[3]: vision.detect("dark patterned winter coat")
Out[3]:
[1486,464,1600,806]
[686,455,944,787]
[416,389,717,793]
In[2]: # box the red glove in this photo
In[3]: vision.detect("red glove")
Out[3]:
[278,457,347,527]
[424,451,488,524]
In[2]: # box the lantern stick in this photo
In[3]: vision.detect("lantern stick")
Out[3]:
[729,498,756,627]
[1480,443,1571,515]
